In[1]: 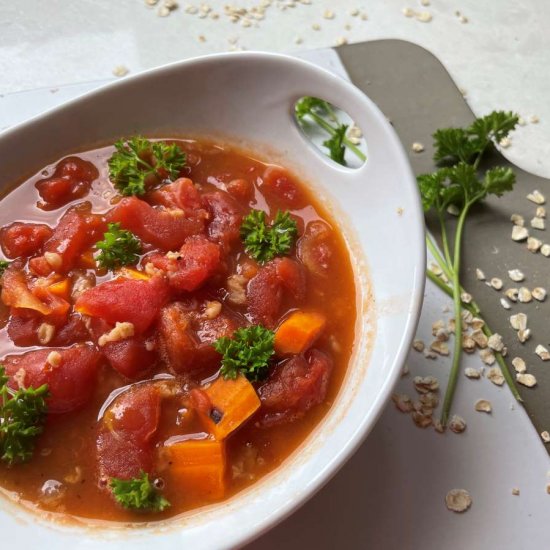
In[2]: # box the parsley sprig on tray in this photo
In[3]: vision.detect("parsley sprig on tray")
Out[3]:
[0,365,49,465]
[110,470,170,512]
[214,326,275,382]
[108,136,186,196]
[240,210,298,263]
[419,111,522,426]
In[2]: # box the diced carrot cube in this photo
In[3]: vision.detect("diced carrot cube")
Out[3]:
[47,278,71,301]
[117,267,152,281]
[77,249,97,270]
[198,375,260,440]
[165,439,226,500]
[274,310,326,355]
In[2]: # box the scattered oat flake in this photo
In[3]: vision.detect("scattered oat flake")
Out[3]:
[542,244,550,257]
[415,11,432,22]
[488,333,504,352]
[396,207,404,216]
[402,7,415,17]
[430,340,450,356]
[464,367,481,379]
[500,298,511,310]
[475,268,486,281]
[499,136,511,148]
[527,190,546,205]
[487,366,504,385]
[505,288,519,302]
[517,373,537,387]
[433,419,445,433]
[334,37,348,46]
[449,415,467,434]
[447,204,460,216]
[530,115,540,124]
[512,488,520,496]
[401,364,410,377]
[512,357,526,374]
[518,328,531,344]
[413,375,439,394]
[490,277,503,290]
[531,217,545,230]
[412,339,425,352]
[518,287,533,303]
[411,142,424,153]
[429,262,443,276]
[461,292,472,304]
[479,348,496,365]
[471,330,488,349]
[462,335,476,353]
[541,431,550,443]
[392,393,413,413]
[510,313,527,331]
[412,412,432,428]
[424,349,437,359]
[508,269,524,282]
[511,213,525,226]
[475,399,492,413]
[533,287,547,301]
[421,0,430,5]
[112,65,129,77]
[312,22,321,30]
[294,36,303,44]
[511,225,529,241]
[535,345,550,361]
[527,236,542,252]
[323,9,335,19]
[536,206,546,218]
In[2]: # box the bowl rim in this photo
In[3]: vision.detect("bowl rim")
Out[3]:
[0,50,426,548]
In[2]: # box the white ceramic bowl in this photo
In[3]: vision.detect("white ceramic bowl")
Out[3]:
[0,52,425,549]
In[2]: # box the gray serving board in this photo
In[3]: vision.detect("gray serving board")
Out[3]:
[338,39,550,445]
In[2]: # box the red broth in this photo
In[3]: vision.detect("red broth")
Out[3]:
[0,139,356,522]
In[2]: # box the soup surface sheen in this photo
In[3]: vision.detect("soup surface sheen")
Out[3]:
[0,139,356,522]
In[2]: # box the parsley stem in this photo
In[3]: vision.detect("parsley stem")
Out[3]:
[437,211,453,268]
[426,234,454,281]
[307,111,367,162]
[425,270,523,405]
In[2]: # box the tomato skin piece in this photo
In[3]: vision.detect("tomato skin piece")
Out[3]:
[39,206,106,273]
[36,157,98,209]
[2,345,102,414]
[148,235,222,292]
[157,302,240,374]
[75,276,170,335]
[108,196,206,251]
[261,166,305,207]
[297,221,334,278]
[257,349,333,426]
[202,191,243,248]
[0,222,53,259]
[97,384,162,479]
[147,178,204,212]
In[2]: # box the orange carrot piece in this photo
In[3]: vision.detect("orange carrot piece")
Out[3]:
[165,439,226,500]
[77,249,96,270]
[47,278,71,300]
[198,375,261,440]
[274,310,326,355]
[117,267,151,281]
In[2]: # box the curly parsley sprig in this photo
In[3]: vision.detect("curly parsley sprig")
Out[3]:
[240,210,298,263]
[295,96,366,166]
[214,326,275,382]
[419,111,521,427]
[95,222,142,270]
[110,470,170,512]
[108,136,186,196]
[0,365,49,465]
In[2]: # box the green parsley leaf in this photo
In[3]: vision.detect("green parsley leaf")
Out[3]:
[0,365,49,465]
[108,136,186,196]
[240,210,298,263]
[483,166,516,197]
[214,326,275,382]
[0,260,9,277]
[96,222,142,271]
[295,96,335,121]
[110,470,170,512]
[323,123,348,166]
[469,111,519,146]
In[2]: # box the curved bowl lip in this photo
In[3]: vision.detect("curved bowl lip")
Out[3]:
[0,51,426,548]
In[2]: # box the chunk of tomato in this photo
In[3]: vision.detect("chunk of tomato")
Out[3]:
[75,275,170,334]
[148,178,204,212]
[108,196,206,251]
[203,191,243,248]
[257,349,333,426]
[147,235,222,292]
[0,222,53,259]
[2,345,102,413]
[97,383,162,479]
[260,166,305,207]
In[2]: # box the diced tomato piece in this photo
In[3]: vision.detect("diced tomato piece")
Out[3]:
[261,166,305,207]
[1,266,52,316]
[50,314,90,346]
[203,191,243,248]
[2,345,101,413]
[297,221,334,277]
[6,311,41,347]
[0,222,53,259]
[97,383,162,479]
[158,302,240,373]
[36,157,98,209]
[148,178,204,212]
[246,258,305,328]
[148,235,221,292]
[226,178,253,202]
[28,256,53,277]
[37,205,105,273]
[108,196,206,251]
[102,338,157,379]
[75,276,170,334]
[257,349,333,426]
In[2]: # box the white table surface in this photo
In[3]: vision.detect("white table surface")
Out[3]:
[2,2,550,548]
